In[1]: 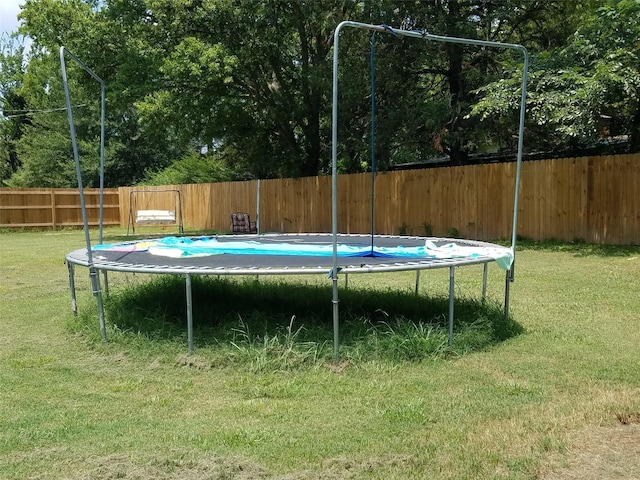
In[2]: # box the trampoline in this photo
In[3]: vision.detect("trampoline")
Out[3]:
[61,22,529,359]
[66,233,514,353]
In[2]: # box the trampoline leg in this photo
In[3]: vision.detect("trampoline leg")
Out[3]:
[96,290,107,345]
[103,270,109,296]
[344,273,349,289]
[482,263,488,303]
[415,270,421,296]
[448,267,455,347]
[89,266,107,344]
[332,275,340,362]
[67,261,77,316]
[186,274,194,355]
[504,267,513,318]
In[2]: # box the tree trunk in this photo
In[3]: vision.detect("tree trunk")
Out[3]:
[444,0,468,166]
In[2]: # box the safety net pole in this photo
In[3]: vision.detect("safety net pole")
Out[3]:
[331,21,528,358]
[60,46,107,342]
[369,31,376,252]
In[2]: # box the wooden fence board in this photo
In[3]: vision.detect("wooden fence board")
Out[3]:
[605,155,621,244]
[633,154,640,245]
[562,158,572,241]
[576,157,589,242]
[620,154,638,244]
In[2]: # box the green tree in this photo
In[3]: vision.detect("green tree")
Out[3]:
[140,150,233,186]
[10,0,185,187]
[133,0,363,178]
[331,0,592,168]
[471,0,640,154]
[8,0,634,188]
[0,37,29,184]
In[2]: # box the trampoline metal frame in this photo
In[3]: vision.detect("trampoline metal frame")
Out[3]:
[66,233,510,355]
[60,46,107,343]
[330,22,529,359]
[62,22,529,360]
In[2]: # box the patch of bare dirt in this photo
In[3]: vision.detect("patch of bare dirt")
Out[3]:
[68,454,270,480]
[279,454,415,479]
[65,452,416,480]
[538,422,640,480]
[175,354,212,371]
[326,359,352,375]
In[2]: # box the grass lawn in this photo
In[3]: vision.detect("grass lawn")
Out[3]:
[1,229,639,479]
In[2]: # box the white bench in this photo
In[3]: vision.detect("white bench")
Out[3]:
[130,209,182,234]
[135,209,176,224]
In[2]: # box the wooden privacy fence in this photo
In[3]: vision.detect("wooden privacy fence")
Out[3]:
[2,154,639,244]
[0,188,120,229]
[117,153,640,245]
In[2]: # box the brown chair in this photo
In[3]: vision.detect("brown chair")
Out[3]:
[230,212,257,234]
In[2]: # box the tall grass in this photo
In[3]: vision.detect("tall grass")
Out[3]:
[69,275,521,369]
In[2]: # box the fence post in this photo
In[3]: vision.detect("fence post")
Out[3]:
[51,188,57,230]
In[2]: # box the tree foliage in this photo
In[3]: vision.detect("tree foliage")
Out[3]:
[472,0,640,153]
[140,151,233,186]
[0,0,638,187]
[0,38,29,182]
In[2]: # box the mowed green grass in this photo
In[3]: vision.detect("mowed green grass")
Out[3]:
[0,229,639,479]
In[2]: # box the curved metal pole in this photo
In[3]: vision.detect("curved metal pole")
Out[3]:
[510,48,530,283]
[99,70,106,245]
[60,46,106,244]
[331,21,529,358]
[370,31,377,252]
[399,27,529,269]
[331,24,343,361]
[60,46,107,342]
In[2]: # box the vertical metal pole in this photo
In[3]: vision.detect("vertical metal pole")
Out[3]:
[51,190,57,230]
[482,263,488,302]
[176,190,184,234]
[344,273,349,289]
[128,191,135,235]
[256,179,261,235]
[509,49,530,272]
[370,31,376,253]
[332,280,339,361]
[98,81,105,245]
[60,47,94,267]
[415,270,421,296]
[448,267,455,346]
[67,261,77,316]
[60,46,108,344]
[89,266,107,343]
[331,24,346,362]
[186,274,194,355]
[504,266,513,318]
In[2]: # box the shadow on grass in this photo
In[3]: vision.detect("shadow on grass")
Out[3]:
[73,276,523,367]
